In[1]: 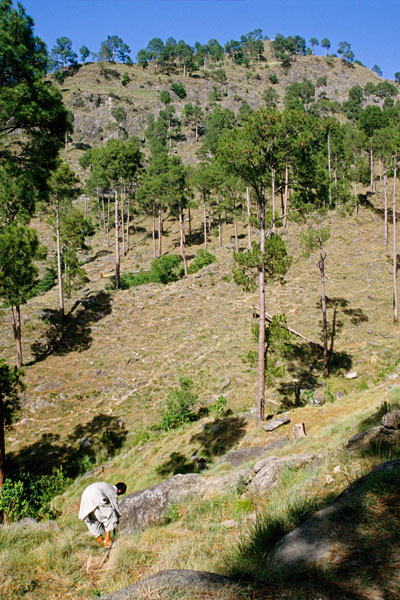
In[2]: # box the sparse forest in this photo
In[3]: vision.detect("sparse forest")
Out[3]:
[1,1,400,599]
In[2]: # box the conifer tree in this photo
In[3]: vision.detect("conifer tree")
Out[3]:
[0,224,39,367]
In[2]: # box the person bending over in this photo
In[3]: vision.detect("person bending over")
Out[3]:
[79,481,127,548]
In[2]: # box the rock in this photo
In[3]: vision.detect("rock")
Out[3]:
[119,474,205,534]
[79,437,94,449]
[249,454,320,497]
[218,378,231,392]
[344,371,358,379]
[217,437,290,467]
[269,460,400,567]
[98,569,238,600]
[346,426,382,450]
[336,391,345,400]
[4,518,60,532]
[346,425,400,451]
[382,410,400,429]
[263,415,290,432]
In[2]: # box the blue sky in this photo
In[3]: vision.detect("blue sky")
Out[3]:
[22,0,400,80]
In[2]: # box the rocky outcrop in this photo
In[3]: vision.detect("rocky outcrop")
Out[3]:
[269,459,400,567]
[119,474,204,534]
[248,454,321,497]
[216,437,290,467]
[346,410,400,451]
[98,569,239,600]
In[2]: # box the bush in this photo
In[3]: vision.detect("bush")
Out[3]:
[0,468,70,522]
[160,377,198,430]
[28,267,57,298]
[187,249,216,275]
[171,82,186,99]
[109,254,183,290]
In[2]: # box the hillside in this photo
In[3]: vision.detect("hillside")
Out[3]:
[1,46,400,600]
[53,41,395,168]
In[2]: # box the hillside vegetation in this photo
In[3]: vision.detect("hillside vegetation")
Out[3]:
[1,26,400,600]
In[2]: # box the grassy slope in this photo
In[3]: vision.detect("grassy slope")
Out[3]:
[1,49,400,600]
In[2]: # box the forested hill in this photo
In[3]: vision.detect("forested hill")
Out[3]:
[53,39,399,164]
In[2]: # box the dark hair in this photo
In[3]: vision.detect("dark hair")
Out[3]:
[115,482,127,495]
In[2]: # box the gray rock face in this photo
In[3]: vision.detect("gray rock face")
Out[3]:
[382,410,400,429]
[217,437,290,467]
[346,425,400,451]
[269,459,400,567]
[119,474,204,534]
[98,569,238,600]
[249,454,320,497]
[263,415,290,432]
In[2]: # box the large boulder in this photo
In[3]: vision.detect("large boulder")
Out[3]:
[119,469,253,534]
[346,425,400,451]
[119,474,204,534]
[248,454,320,497]
[98,569,239,599]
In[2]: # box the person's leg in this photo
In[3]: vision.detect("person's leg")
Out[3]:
[94,506,118,547]
[84,512,105,544]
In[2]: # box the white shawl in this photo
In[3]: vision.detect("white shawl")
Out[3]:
[79,482,120,520]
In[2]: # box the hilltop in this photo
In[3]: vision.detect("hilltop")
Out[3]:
[52,40,395,167]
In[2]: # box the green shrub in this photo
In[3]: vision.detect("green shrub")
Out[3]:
[160,377,198,430]
[108,254,183,290]
[209,395,228,417]
[28,267,57,298]
[0,468,70,522]
[187,249,216,275]
[171,82,186,98]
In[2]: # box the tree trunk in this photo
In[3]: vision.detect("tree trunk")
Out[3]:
[218,210,222,248]
[56,196,64,318]
[271,169,276,233]
[384,168,388,247]
[10,306,22,368]
[96,190,102,228]
[101,193,106,234]
[107,195,110,247]
[203,197,207,249]
[121,187,125,257]
[152,203,156,259]
[370,145,375,193]
[319,242,329,376]
[257,186,266,423]
[126,196,130,254]
[327,132,331,206]
[393,156,398,323]
[246,187,251,249]
[115,189,120,290]
[158,207,162,257]
[283,160,289,228]
[179,202,188,277]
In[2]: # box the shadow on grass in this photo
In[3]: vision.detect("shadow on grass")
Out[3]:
[190,415,247,460]
[278,341,352,407]
[226,466,400,599]
[155,452,197,476]
[316,296,368,352]
[29,290,112,363]
[8,413,127,478]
